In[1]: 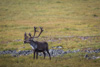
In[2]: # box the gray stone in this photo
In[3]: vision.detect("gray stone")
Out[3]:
[87,57,91,60]
[63,51,67,54]
[0,48,100,58]
[66,50,72,53]
[56,46,62,49]
[84,54,88,58]
[96,56,100,59]
[92,56,96,59]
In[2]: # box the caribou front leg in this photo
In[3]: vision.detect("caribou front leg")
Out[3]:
[36,51,38,59]
[33,50,35,59]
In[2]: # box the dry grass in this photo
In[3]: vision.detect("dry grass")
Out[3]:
[0,0,100,67]
[0,53,100,67]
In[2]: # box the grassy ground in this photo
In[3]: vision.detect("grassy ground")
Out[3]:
[0,53,100,67]
[0,0,100,67]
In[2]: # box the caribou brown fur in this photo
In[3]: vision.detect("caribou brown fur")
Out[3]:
[24,27,51,60]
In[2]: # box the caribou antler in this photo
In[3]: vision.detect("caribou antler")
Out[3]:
[24,32,28,40]
[33,27,43,38]
[24,32,27,37]
[32,26,40,38]
[29,33,32,38]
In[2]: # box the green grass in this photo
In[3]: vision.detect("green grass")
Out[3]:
[0,0,100,67]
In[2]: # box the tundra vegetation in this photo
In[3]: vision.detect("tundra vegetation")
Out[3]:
[0,0,100,67]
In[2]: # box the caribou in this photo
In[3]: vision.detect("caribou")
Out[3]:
[24,27,51,60]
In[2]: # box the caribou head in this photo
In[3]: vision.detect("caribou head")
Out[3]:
[24,27,43,44]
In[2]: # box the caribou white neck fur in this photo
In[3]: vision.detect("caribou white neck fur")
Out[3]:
[30,41,37,50]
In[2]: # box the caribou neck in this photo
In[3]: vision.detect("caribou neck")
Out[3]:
[30,40,37,49]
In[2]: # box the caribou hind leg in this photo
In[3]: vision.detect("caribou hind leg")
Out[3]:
[36,51,38,59]
[46,49,51,60]
[43,52,46,59]
[33,51,35,59]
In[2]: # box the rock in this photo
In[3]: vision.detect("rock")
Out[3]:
[57,49,64,54]
[13,39,22,42]
[66,50,72,53]
[73,50,77,53]
[52,46,62,49]
[84,54,88,58]
[63,51,67,54]
[84,55,100,60]
[56,46,62,49]
[87,57,91,60]
[92,56,96,59]
[96,56,100,59]
[94,49,100,53]
[0,48,100,58]
[44,49,65,57]
[80,36,89,40]
[49,49,54,55]
[11,54,18,57]
[38,53,43,56]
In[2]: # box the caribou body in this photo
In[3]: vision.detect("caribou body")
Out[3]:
[24,27,51,60]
